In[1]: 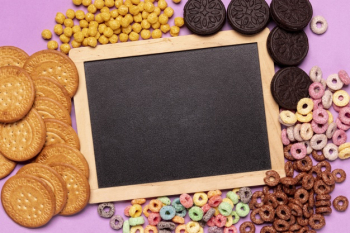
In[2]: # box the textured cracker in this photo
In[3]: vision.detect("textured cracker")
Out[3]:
[35,143,89,178]
[34,97,71,125]
[17,163,68,215]
[0,108,46,162]
[49,163,90,216]
[23,50,79,97]
[1,174,55,228]
[0,46,29,68]
[0,151,16,179]
[32,77,71,113]
[0,66,35,123]
[44,119,80,150]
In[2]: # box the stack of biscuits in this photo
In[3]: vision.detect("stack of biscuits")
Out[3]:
[0,46,90,228]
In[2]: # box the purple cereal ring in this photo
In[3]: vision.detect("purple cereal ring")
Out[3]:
[309,82,325,99]
[339,107,350,125]
[110,215,124,230]
[326,122,337,139]
[313,99,323,110]
[313,109,329,124]
[311,120,328,134]
[333,102,350,112]
[336,118,350,131]
[281,129,290,146]
[291,143,307,160]
[332,130,347,146]
[338,70,350,85]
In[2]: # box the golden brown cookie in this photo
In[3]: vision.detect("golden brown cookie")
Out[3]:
[0,46,29,68]
[34,97,71,125]
[35,143,89,178]
[49,163,90,216]
[0,151,16,179]
[0,66,35,123]
[32,77,71,113]
[23,50,79,97]
[0,108,46,162]
[44,119,80,150]
[1,174,56,228]
[17,163,68,215]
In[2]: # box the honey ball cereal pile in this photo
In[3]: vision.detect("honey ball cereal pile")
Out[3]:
[42,0,185,54]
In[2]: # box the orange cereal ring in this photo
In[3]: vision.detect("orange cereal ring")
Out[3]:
[149,199,163,212]
[132,198,146,205]
[172,216,185,224]
[208,190,222,199]
[176,224,188,233]
[145,225,158,233]
[143,204,152,217]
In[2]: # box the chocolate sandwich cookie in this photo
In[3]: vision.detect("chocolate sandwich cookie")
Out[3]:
[184,0,226,36]
[227,0,270,35]
[267,26,309,66]
[271,0,313,32]
[271,67,312,110]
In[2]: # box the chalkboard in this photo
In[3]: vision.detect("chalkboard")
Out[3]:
[71,29,284,203]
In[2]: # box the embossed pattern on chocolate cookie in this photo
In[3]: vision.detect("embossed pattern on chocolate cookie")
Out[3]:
[227,0,270,35]
[271,67,312,110]
[184,0,226,35]
[271,0,313,32]
[267,26,309,66]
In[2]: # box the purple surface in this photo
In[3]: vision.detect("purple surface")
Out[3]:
[0,0,349,232]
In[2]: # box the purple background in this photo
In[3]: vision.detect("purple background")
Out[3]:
[0,0,349,232]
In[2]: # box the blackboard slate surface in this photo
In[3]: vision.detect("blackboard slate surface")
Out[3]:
[84,43,271,189]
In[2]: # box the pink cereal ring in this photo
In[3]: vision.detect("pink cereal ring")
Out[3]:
[224,226,238,233]
[339,107,350,125]
[338,70,350,85]
[207,216,216,227]
[332,129,347,146]
[208,195,222,208]
[312,109,329,124]
[201,204,211,213]
[124,205,132,217]
[148,213,161,226]
[333,102,350,112]
[309,82,325,99]
[215,214,227,228]
[313,99,323,110]
[311,120,328,134]
[180,193,193,208]
[290,143,307,160]
[336,118,350,131]
[281,129,290,146]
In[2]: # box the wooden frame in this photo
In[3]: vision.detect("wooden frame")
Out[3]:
[70,28,285,204]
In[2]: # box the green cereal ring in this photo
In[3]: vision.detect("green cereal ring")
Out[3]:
[129,216,145,226]
[172,198,185,211]
[227,191,239,204]
[176,209,187,217]
[188,206,204,221]
[218,202,232,216]
[231,211,240,224]
[123,220,130,233]
[157,196,171,206]
[235,202,250,217]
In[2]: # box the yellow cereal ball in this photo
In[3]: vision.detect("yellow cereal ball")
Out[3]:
[105,20,111,27]
[109,34,118,43]
[88,27,98,37]
[82,0,92,6]
[160,24,170,33]
[129,31,139,41]
[118,5,128,16]
[73,0,82,5]
[125,14,134,24]
[164,7,174,18]
[142,11,149,19]
[42,29,52,40]
[134,13,142,23]
[85,13,95,22]
[152,22,160,29]
[98,35,109,44]
[105,0,115,8]
[116,15,123,23]
[172,0,181,3]
[64,19,74,28]
[170,26,180,36]
[121,17,130,28]
[54,24,63,36]
[101,7,110,13]
[55,13,66,24]
[71,40,82,48]
[119,33,129,42]
[72,25,82,33]
[59,34,70,43]
[132,23,142,33]
[64,27,73,37]
[152,29,162,39]
[82,38,89,46]
[131,0,140,5]
[60,43,71,54]
[122,25,132,34]
[95,14,104,23]
[115,0,123,8]
[75,10,85,20]
[175,17,184,27]
[159,14,168,25]
[154,7,161,16]
[88,4,97,14]
[140,29,151,39]
[114,28,121,34]
[144,2,155,13]
[94,0,105,9]
[147,13,158,24]
[88,37,98,48]
[95,32,101,39]
[103,27,114,37]
[98,24,107,34]
[158,0,167,10]
[145,0,155,3]
[110,9,119,18]
[141,19,151,29]
[129,5,140,16]
[124,0,133,7]
[82,28,89,37]
[89,21,99,28]
[66,9,75,19]
[47,40,58,50]
[101,12,111,22]
[74,32,85,43]
[109,20,120,30]
[138,2,144,11]
[80,20,89,28]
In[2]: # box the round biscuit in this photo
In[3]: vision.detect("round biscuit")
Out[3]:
[0,46,29,68]
[44,119,80,150]
[34,97,72,125]
[0,151,16,179]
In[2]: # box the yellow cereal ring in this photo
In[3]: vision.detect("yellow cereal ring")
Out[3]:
[207,190,222,199]
[172,216,185,224]
[232,188,240,196]
[333,90,350,107]
[339,142,350,152]
[193,192,208,207]
[225,215,233,227]
[222,198,234,208]
[143,204,152,217]
[47,41,58,50]
[326,110,333,124]
[280,110,297,125]
[176,224,188,233]
[186,221,199,233]
[295,112,313,123]
[129,204,142,217]
[149,199,162,212]
[42,29,52,40]
[131,226,144,233]
[339,147,350,160]
[214,207,220,216]
[297,98,314,115]
[145,225,158,233]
